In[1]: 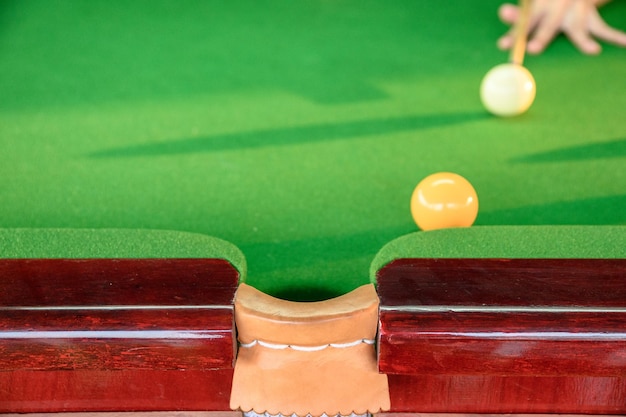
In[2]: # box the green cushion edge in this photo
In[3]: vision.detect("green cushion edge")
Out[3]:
[0,228,247,281]
[370,225,626,283]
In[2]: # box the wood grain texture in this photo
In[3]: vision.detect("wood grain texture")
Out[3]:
[377,258,626,308]
[378,414,625,417]
[0,308,235,371]
[0,370,234,413]
[377,258,626,413]
[379,309,626,376]
[0,259,239,413]
[0,413,241,417]
[0,258,238,307]
[386,375,626,414]
[0,411,240,417]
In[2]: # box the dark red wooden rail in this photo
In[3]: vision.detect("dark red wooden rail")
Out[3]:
[377,258,626,414]
[4,257,626,414]
[0,258,239,413]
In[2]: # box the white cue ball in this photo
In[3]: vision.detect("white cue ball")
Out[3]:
[480,63,536,117]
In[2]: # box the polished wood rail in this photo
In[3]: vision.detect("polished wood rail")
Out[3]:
[377,258,626,414]
[0,258,239,413]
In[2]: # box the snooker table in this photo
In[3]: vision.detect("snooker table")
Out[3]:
[1,0,626,415]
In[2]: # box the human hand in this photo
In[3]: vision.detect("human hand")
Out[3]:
[497,0,626,55]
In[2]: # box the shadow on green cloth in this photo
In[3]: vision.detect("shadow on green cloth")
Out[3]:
[0,1,501,109]
[479,194,626,225]
[240,225,412,301]
[89,112,486,158]
[512,137,626,163]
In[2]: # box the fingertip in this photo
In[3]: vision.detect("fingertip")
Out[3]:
[527,39,545,55]
[570,33,603,55]
[582,42,602,55]
[589,17,626,47]
[498,3,518,24]
[497,35,513,50]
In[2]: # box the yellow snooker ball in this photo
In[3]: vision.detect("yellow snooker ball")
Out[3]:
[410,172,478,231]
[480,63,536,117]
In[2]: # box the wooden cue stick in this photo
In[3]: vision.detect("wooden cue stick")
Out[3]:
[510,0,531,65]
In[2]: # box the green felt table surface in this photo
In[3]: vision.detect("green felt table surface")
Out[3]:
[0,228,247,276]
[0,1,625,300]
[371,225,626,282]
